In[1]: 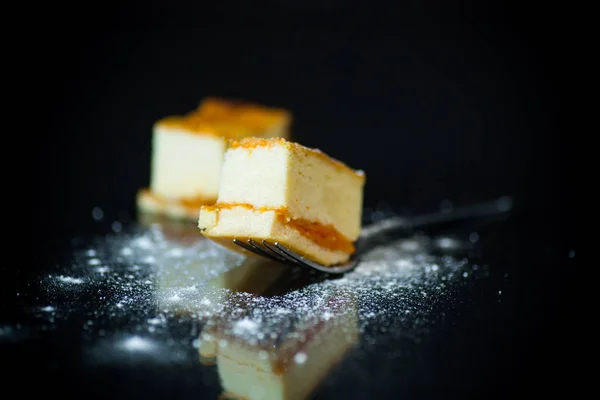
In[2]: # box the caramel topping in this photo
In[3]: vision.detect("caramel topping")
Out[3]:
[198,97,290,123]
[202,202,278,214]
[140,189,216,211]
[202,203,355,254]
[228,137,287,150]
[180,194,218,209]
[228,137,366,181]
[156,97,291,139]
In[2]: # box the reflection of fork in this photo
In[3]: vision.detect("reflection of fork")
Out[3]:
[232,196,513,275]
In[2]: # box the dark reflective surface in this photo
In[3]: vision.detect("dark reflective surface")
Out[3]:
[11,204,573,398]
[27,3,569,395]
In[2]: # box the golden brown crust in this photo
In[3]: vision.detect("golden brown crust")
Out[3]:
[154,97,292,138]
[227,137,366,181]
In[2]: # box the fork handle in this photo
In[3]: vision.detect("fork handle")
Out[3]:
[359,195,514,240]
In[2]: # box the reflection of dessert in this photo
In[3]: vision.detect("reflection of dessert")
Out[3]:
[197,258,290,365]
[154,256,288,320]
[150,239,359,399]
[210,258,289,297]
[137,98,292,220]
[202,291,359,400]
[198,137,366,266]
[136,212,201,245]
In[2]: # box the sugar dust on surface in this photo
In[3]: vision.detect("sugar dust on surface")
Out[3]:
[23,214,494,367]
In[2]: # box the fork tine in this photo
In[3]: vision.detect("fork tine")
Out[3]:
[270,242,308,265]
[233,238,284,262]
[234,238,357,275]
[232,238,260,254]
[248,239,288,262]
[261,240,302,265]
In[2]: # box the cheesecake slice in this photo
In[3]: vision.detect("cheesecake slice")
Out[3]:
[198,137,366,266]
[137,98,292,220]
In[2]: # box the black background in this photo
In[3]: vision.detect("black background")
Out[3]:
[29,1,571,396]
[37,1,565,236]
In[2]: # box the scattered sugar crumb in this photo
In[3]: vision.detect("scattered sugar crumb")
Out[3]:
[294,352,308,364]
[92,207,103,221]
[132,236,153,249]
[112,221,122,233]
[148,316,166,326]
[232,318,259,336]
[437,237,457,249]
[56,276,84,284]
[121,336,155,352]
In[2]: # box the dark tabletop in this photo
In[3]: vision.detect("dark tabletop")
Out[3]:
[19,2,570,398]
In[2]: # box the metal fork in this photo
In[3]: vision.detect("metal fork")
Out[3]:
[233,196,513,274]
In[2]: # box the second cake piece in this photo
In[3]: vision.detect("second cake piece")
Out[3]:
[137,97,292,220]
[198,137,366,266]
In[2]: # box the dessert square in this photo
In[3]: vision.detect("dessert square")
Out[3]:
[137,98,292,219]
[198,137,366,266]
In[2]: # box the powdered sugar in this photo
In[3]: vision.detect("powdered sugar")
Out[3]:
[294,352,308,364]
[54,275,85,284]
[25,217,490,372]
[231,318,260,336]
